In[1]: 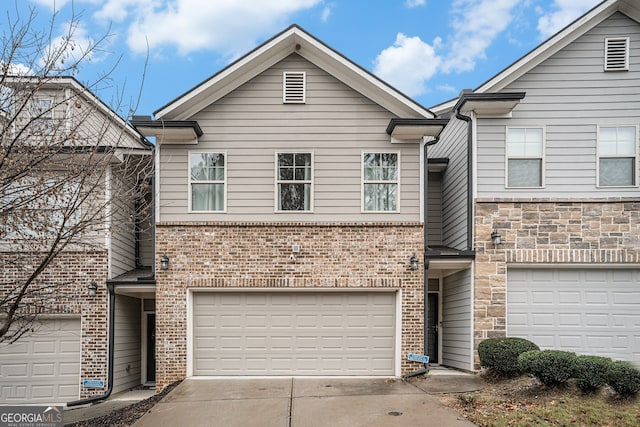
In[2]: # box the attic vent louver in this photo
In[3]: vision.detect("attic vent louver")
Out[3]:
[604,37,629,71]
[283,71,306,103]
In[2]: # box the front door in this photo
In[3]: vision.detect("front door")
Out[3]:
[146,313,156,382]
[427,293,439,363]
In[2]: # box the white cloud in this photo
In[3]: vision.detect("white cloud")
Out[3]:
[321,5,332,22]
[373,33,441,97]
[2,62,33,76]
[537,0,599,39]
[39,22,97,72]
[404,0,426,7]
[441,0,520,73]
[95,0,321,57]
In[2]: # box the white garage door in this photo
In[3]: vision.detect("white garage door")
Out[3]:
[508,268,640,366]
[192,292,396,375]
[0,318,81,404]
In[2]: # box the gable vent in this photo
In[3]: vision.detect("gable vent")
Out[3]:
[283,71,306,103]
[604,37,629,71]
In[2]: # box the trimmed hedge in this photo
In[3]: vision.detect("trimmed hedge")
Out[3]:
[518,350,576,387]
[572,355,612,393]
[607,361,640,397]
[478,337,540,376]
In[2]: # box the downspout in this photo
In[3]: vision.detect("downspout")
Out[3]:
[454,102,474,251]
[404,134,442,378]
[67,281,115,407]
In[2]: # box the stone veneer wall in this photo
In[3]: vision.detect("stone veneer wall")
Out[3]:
[0,250,109,398]
[154,222,424,391]
[473,198,640,368]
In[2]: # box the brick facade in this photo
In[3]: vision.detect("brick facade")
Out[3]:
[0,250,109,398]
[473,198,640,368]
[154,222,424,391]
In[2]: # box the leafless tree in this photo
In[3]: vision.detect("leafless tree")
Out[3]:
[0,4,152,342]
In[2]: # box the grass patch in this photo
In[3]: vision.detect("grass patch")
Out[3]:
[434,376,640,427]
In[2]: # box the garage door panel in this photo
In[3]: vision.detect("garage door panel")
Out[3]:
[0,318,81,404]
[508,269,639,366]
[192,292,396,375]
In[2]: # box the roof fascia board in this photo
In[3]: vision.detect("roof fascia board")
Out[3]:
[155,25,434,120]
[155,27,298,120]
[6,75,148,149]
[295,30,434,118]
[475,0,618,93]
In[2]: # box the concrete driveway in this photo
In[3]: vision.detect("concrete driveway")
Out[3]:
[133,378,476,427]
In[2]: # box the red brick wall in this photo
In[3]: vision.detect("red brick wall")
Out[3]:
[0,250,109,398]
[155,222,424,390]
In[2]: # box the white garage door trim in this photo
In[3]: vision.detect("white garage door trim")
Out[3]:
[0,316,81,404]
[507,266,640,366]
[187,289,401,377]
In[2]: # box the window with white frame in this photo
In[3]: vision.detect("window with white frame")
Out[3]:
[598,126,637,187]
[506,127,544,188]
[189,152,225,211]
[29,98,53,133]
[363,152,399,212]
[277,152,312,211]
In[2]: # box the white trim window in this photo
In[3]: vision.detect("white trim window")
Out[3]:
[362,152,399,212]
[276,152,312,211]
[189,152,226,212]
[598,126,637,187]
[29,98,53,134]
[506,127,544,188]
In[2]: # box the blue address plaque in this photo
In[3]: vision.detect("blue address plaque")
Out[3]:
[407,353,430,364]
[82,379,105,388]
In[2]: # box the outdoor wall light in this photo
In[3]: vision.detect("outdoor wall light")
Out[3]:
[410,254,419,271]
[88,281,98,297]
[491,230,502,246]
[160,254,170,271]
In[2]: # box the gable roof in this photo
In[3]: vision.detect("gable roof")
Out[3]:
[155,24,434,120]
[6,75,150,149]
[431,0,640,115]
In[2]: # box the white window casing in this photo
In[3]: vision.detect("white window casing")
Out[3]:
[283,71,306,103]
[604,37,629,71]
[362,152,400,213]
[505,127,545,189]
[188,151,227,212]
[275,152,313,212]
[597,125,638,188]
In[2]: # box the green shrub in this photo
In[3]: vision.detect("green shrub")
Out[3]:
[518,350,576,387]
[572,355,612,393]
[607,361,640,397]
[478,337,540,376]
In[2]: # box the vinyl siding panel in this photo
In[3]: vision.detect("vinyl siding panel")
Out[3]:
[441,269,472,370]
[430,117,469,249]
[477,12,640,198]
[110,171,136,277]
[113,295,141,394]
[427,172,443,245]
[158,54,422,222]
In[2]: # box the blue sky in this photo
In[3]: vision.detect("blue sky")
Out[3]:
[8,0,602,117]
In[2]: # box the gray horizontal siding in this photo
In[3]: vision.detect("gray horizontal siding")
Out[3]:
[430,117,469,249]
[113,295,141,394]
[427,172,443,246]
[159,54,423,222]
[441,269,472,370]
[477,12,640,198]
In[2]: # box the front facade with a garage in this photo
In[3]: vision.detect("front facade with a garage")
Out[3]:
[144,26,448,390]
[431,0,640,369]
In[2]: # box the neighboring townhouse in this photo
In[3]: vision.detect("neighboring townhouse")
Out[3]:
[431,0,640,369]
[133,25,452,390]
[0,76,154,404]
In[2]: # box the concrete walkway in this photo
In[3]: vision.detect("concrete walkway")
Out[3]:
[64,388,156,424]
[133,378,477,427]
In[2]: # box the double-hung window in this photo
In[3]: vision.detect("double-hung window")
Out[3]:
[29,98,53,134]
[362,152,399,212]
[189,152,225,212]
[277,152,312,211]
[598,126,637,187]
[506,127,544,188]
